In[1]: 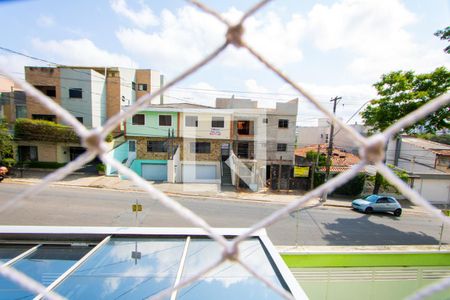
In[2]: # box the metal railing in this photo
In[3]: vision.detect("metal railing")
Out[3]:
[0,0,449,299]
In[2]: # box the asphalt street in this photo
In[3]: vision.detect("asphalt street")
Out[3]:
[0,183,448,246]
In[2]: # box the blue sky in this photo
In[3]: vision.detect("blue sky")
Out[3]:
[0,0,449,125]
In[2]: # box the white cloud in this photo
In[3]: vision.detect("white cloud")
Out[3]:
[0,54,37,77]
[36,15,55,27]
[165,82,218,107]
[110,0,158,28]
[306,0,450,80]
[115,5,306,74]
[31,38,138,68]
[244,79,269,94]
[279,81,377,125]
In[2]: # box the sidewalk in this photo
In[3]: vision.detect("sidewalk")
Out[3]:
[5,170,429,214]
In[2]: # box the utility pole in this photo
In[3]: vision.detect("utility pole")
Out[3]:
[321,96,342,202]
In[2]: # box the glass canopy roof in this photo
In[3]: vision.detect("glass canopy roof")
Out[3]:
[0,227,305,300]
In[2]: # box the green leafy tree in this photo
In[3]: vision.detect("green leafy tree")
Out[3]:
[362,67,450,134]
[361,67,450,194]
[305,150,327,166]
[435,26,450,54]
[0,119,13,162]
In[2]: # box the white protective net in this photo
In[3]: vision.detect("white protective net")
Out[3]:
[0,0,449,299]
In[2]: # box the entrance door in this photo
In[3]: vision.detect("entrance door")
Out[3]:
[221,143,230,161]
[69,147,85,161]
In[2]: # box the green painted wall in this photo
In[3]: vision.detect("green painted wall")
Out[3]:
[126,111,178,137]
[281,252,450,268]
[283,253,450,300]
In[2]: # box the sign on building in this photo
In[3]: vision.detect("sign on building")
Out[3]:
[294,166,309,178]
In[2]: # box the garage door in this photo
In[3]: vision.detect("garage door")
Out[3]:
[183,165,217,182]
[141,164,167,181]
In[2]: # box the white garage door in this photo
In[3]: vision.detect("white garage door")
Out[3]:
[142,164,167,181]
[183,165,217,182]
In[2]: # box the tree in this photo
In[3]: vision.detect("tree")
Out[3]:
[305,150,327,166]
[361,67,450,194]
[0,119,13,162]
[435,26,450,54]
[362,67,450,134]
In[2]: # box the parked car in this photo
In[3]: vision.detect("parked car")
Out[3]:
[352,194,402,216]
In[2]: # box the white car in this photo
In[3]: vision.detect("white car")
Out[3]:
[352,194,402,216]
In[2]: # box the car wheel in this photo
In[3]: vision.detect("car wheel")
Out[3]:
[394,209,402,217]
[365,207,373,214]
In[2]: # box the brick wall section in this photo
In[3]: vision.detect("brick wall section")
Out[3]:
[15,141,57,162]
[135,70,151,100]
[106,72,121,120]
[182,138,222,161]
[25,67,61,122]
[132,136,222,161]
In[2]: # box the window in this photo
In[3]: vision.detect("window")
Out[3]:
[18,146,38,162]
[262,118,268,124]
[190,142,210,154]
[159,115,172,126]
[211,117,224,128]
[237,142,249,158]
[132,82,136,90]
[32,114,56,122]
[185,116,198,127]
[35,86,56,97]
[138,84,148,91]
[76,117,83,124]
[278,119,289,128]
[128,140,136,152]
[237,121,250,135]
[132,114,145,125]
[277,143,287,152]
[147,141,167,152]
[15,105,27,119]
[69,88,82,99]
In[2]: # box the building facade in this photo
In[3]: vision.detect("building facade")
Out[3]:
[118,104,233,184]
[296,118,368,154]
[12,66,161,166]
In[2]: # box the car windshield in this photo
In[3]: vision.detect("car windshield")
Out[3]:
[362,195,378,202]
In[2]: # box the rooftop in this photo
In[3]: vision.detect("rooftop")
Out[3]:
[295,144,361,166]
[402,136,450,155]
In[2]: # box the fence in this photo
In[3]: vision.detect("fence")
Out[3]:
[0,0,449,299]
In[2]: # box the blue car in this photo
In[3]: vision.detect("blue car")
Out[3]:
[352,194,402,216]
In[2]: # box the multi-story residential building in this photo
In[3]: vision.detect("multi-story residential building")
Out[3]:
[0,75,25,123]
[112,103,233,183]
[25,66,161,128]
[107,97,298,191]
[13,66,161,165]
[216,97,298,190]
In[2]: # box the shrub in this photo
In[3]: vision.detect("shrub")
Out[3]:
[96,163,106,173]
[2,158,16,168]
[367,164,409,193]
[105,134,113,143]
[27,161,66,169]
[333,173,366,196]
[14,118,79,143]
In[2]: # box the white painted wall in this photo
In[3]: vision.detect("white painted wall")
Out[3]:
[412,178,450,205]
[90,69,106,127]
[181,161,220,183]
[387,138,438,169]
[180,112,231,139]
[118,68,136,106]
